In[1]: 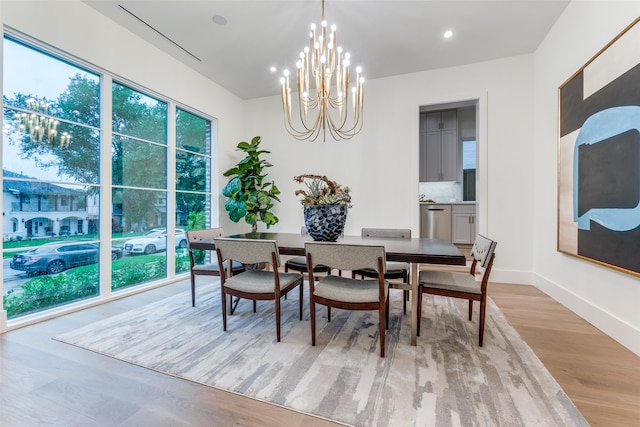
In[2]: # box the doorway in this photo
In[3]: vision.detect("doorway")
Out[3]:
[418,98,482,242]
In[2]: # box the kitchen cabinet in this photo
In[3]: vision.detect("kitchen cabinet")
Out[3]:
[419,110,458,182]
[452,204,476,244]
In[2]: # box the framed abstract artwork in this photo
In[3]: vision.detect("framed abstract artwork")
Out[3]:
[558,16,640,277]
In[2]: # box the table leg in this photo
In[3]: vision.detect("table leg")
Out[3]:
[411,262,419,346]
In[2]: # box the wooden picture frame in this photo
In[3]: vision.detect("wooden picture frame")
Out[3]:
[558,16,640,277]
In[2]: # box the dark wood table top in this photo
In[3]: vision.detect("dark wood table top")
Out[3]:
[192,232,465,266]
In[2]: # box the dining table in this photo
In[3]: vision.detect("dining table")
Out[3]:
[190,231,466,346]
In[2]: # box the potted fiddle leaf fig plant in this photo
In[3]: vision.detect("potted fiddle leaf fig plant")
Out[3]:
[294,174,352,241]
[222,136,280,232]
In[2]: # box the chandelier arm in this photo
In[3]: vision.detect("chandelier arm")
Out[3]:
[279,0,364,142]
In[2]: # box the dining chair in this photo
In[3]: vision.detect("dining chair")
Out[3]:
[214,238,304,342]
[305,242,389,357]
[284,226,332,276]
[352,228,411,314]
[186,228,245,307]
[417,234,497,346]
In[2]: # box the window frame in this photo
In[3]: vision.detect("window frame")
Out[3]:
[1,30,217,327]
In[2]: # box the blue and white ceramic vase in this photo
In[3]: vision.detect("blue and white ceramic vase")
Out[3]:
[304,205,348,242]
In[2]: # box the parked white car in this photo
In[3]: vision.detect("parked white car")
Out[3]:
[123,228,187,255]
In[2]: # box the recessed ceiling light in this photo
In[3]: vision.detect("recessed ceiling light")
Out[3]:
[443,30,453,39]
[212,15,228,25]
[270,66,277,72]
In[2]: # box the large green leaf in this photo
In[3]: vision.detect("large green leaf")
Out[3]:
[224,198,246,223]
[222,177,242,198]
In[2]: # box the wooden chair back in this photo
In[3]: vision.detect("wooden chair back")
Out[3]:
[214,238,281,268]
[305,242,386,273]
[186,228,225,249]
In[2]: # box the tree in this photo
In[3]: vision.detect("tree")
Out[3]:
[4,76,174,232]
[175,108,210,222]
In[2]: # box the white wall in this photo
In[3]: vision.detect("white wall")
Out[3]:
[532,1,640,356]
[243,55,536,286]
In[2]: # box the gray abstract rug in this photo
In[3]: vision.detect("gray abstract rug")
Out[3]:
[54,282,588,427]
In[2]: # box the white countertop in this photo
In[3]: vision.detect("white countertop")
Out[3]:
[419,201,476,205]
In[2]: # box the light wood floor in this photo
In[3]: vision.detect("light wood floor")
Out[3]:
[1,280,638,426]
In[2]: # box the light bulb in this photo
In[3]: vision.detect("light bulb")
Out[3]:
[356,66,362,73]
[283,69,290,76]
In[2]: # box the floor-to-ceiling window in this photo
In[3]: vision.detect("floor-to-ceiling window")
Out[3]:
[111,82,169,289]
[2,34,214,320]
[175,108,212,271]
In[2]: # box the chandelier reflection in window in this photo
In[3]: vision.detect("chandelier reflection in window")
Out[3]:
[280,0,364,142]
[16,98,71,147]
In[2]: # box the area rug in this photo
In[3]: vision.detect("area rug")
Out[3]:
[54,282,589,427]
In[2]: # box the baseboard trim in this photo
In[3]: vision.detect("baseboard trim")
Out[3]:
[533,273,640,357]
[489,269,534,286]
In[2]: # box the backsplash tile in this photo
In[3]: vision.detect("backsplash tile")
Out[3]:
[419,181,463,203]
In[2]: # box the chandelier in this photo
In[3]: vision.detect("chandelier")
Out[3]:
[280,0,364,142]
[16,98,71,147]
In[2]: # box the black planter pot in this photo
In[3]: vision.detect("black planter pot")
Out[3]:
[304,205,348,242]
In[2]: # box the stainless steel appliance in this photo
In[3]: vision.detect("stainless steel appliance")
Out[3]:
[420,204,452,241]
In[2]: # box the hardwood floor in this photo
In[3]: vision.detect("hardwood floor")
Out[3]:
[1,280,638,426]
[489,283,640,427]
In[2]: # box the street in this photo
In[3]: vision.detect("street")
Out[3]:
[3,258,30,294]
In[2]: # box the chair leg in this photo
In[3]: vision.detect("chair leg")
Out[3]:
[417,289,422,337]
[327,307,331,322]
[253,300,257,313]
[403,271,409,315]
[221,289,227,332]
[275,296,281,342]
[385,295,390,331]
[379,299,386,358]
[310,299,316,346]
[190,273,196,307]
[299,282,303,320]
[402,290,407,315]
[479,295,487,347]
[468,300,473,321]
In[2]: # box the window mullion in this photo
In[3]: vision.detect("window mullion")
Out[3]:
[99,74,113,298]
[166,102,177,277]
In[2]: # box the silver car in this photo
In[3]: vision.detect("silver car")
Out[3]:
[123,228,187,255]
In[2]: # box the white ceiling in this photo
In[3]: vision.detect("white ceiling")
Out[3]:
[83,0,570,100]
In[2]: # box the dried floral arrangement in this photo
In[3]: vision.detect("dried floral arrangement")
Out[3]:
[293,174,352,207]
